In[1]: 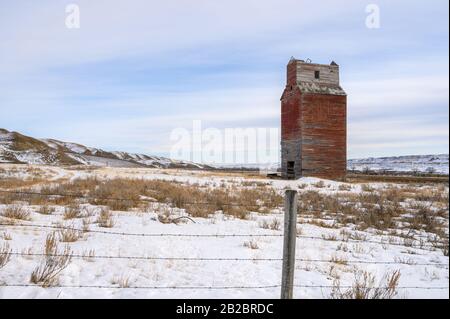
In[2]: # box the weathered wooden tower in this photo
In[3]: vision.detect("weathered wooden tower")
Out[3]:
[281,58,347,179]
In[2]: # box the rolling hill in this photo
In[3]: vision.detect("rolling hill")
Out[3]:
[0,128,206,169]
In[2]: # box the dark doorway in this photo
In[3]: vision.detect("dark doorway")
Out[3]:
[287,161,295,178]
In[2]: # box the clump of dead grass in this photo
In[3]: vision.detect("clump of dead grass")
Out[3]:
[313,180,325,188]
[24,177,283,220]
[0,242,12,269]
[58,227,83,242]
[243,239,259,250]
[260,218,281,231]
[1,231,12,240]
[96,207,114,228]
[30,233,72,287]
[338,184,352,191]
[63,204,83,220]
[1,204,30,220]
[361,184,375,192]
[111,275,131,288]
[330,270,401,299]
[38,205,55,215]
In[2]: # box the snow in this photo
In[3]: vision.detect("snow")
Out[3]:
[216,155,450,175]
[348,154,449,175]
[66,154,143,168]
[0,165,448,299]
[1,130,206,169]
[44,140,90,154]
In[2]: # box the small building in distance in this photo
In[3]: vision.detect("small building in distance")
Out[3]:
[280,58,347,179]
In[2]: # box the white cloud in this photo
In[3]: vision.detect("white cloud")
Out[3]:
[0,0,360,74]
[0,0,448,160]
[347,75,449,115]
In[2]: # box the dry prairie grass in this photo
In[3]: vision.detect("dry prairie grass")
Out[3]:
[38,205,55,215]
[63,204,83,219]
[297,185,448,254]
[330,270,401,299]
[0,242,11,269]
[330,254,348,265]
[0,169,447,248]
[313,180,326,188]
[361,184,375,192]
[299,187,447,232]
[259,218,281,231]
[96,207,114,228]
[243,239,259,250]
[58,227,83,242]
[1,204,30,220]
[338,184,352,191]
[307,219,339,229]
[1,231,12,240]
[6,177,283,219]
[30,233,72,287]
[82,249,96,262]
[0,177,44,189]
[111,275,130,288]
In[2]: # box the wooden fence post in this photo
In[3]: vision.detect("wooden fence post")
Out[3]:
[281,189,298,299]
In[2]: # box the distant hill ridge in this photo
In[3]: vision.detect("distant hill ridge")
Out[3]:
[0,128,206,169]
[0,128,447,174]
[348,154,448,175]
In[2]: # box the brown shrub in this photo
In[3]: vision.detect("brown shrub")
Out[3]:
[338,184,352,191]
[96,207,114,228]
[30,245,72,287]
[44,232,58,256]
[330,270,401,299]
[243,239,259,249]
[38,205,55,215]
[1,204,30,220]
[63,204,82,219]
[2,176,283,220]
[361,184,375,192]
[0,242,11,269]
[58,228,83,242]
[260,218,281,231]
[0,177,44,189]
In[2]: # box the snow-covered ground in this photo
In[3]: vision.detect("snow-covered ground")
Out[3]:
[348,154,449,175]
[0,164,448,299]
[217,154,450,175]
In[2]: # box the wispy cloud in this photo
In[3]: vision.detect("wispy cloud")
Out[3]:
[0,0,448,160]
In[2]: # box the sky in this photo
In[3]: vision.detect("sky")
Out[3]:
[0,0,448,164]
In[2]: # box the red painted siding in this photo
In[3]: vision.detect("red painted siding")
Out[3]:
[300,93,347,179]
[281,60,347,179]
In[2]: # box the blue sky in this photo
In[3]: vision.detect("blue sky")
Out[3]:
[0,0,448,162]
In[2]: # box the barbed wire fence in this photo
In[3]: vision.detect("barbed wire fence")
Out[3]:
[0,189,448,297]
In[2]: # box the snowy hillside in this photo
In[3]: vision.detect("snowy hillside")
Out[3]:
[0,128,206,169]
[348,154,449,175]
[1,129,448,175]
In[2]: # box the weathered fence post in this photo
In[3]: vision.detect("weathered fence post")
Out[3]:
[281,189,298,299]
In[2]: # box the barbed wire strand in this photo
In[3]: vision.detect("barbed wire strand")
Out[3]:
[294,234,446,250]
[0,283,280,290]
[1,190,448,295]
[0,283,447,290]
[293,285,449,290]
[7,251,448,267]
[0,222,445,251]
[0,189,261,208]
[0,222,282,238]
[1,190,447,248]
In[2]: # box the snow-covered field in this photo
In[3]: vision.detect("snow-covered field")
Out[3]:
[213,154,450,176]
[0,164,448,299]
[348,154,449,175]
